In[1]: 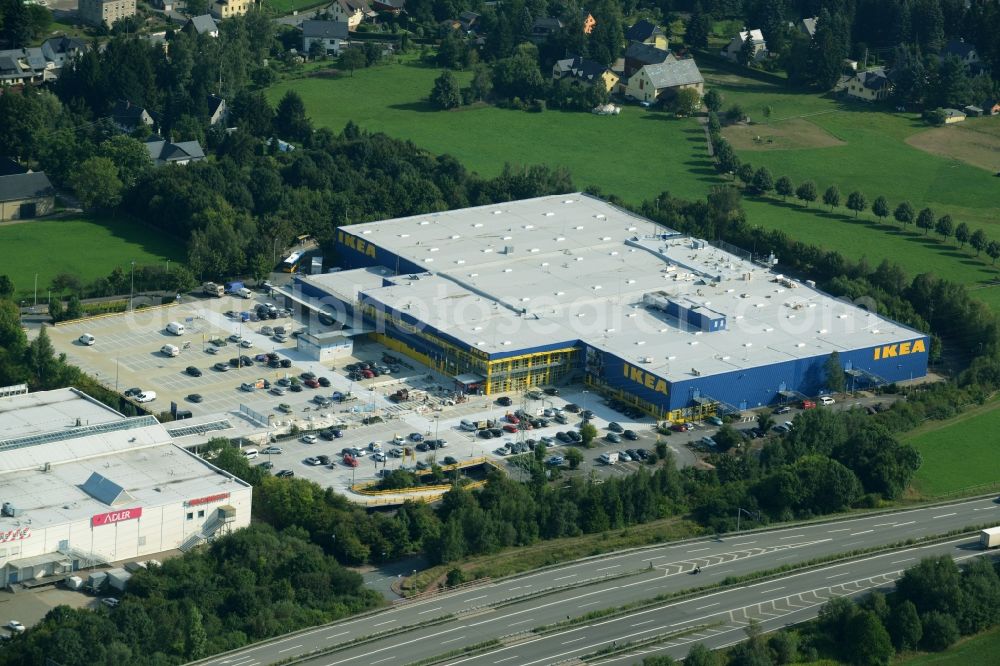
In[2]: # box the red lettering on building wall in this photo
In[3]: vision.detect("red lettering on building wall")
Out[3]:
[91,507,143,527]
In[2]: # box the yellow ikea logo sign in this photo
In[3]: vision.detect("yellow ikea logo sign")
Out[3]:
[623,363,669,396]
[873,339,926,360]
[337,230,377,258]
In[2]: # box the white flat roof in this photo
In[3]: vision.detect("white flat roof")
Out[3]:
[339,194,922,380]
[0,388,125,441]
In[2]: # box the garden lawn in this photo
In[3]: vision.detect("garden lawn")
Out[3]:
[899,625,1000,665]
[262,0,326,13]
[269,60,715,204]
[704,64,1000,229]
[905,399,1000,498]
[0,215,184,300]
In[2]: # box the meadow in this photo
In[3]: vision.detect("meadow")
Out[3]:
[899,625,1000,665]
[0,215,184,300]
[905,398,1000,498]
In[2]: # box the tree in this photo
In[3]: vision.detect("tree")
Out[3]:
[737,163,754,187]
[988,241,1000,265]
[756,410,775,433]
[795,180,817,207]
[955,221,970,247]
[673,88,702,116]
[810,9,850,89]
[430,70,462,110]
[713,424,743,452]
[274,90,312,142]
[703,88,723,112]
[822,185,840,210]
[970,229,988,255]
[468,63,492,101]
[872,196,890,223]
[230,90,274,138]
[916,207,935,235]
[0,275,13,299]
[739,32,757,67]
[339,48,366,75]
[685,3,710,49]
[751,167,774,196]
[935,214,954,240]
[768,631,798,665]
[846,191,867,217]
[775,176,793,201]
[684,643,721,666]
[893,201,915,227]
[920,611,959,651]
[70,157,123,211]
[25,326,61,389]
[565,447,583,469]
[825,351,845,393]
[887,600,922,651]
[714,140,740,176]
[580,421,598,447]
[846,610,894,666]
[819,596,859,644]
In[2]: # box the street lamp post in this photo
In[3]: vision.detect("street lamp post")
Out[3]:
[129,261,136,311]
[736,507,758,532]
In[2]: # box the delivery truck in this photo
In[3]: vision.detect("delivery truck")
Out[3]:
[980,526,1000,549]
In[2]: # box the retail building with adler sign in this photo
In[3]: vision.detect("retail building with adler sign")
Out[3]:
[0,387,251,586]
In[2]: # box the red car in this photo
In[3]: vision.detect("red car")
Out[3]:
[343,454,358,467]
[801,400,816,409]
[304,378,320,388]
[503,424,518,433]
[506,413,520,424]
[670,423,690,432]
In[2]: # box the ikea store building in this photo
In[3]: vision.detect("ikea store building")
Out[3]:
[291,194,928,421]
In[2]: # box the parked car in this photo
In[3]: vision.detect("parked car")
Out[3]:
[617,450,632,461]
[605,432,622,443]
[623,430,639,440]
[409,432,424,442]
[304,457,323,466]
[186,393,203,403]
[301,435,317,444]
[707,416,724,426]
[304,378,320,388]
[301,371,316,381]
[6,621,25,633]
[442,456,458,465]
[78,333,96,346]
[135,391,156,403]
[563,403,580,413]
[478,430,493,439]
[270,386,287,396]
[566,431,582,443]
[774,406,792,415]
[261,446,283,454]
[634,448,649,460]
[543,387,560,396]
[820,396,836,406]
[670,423,690,432]
[318,376,331,387]
[496,396,513,406]
[275,470,294,478]
[607,421,624,433]
[289,383,302,392]
[546,455,565,466]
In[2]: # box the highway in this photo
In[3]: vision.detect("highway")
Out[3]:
[193,496,1000,666]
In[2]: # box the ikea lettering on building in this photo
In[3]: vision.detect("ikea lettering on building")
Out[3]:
[293,194,928,421]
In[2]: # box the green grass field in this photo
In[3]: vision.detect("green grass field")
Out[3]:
[905,399,1000,498]
[0,216,184,300]
[268,59,715,204]
[262,0,326,14]
[899,625,1000,665]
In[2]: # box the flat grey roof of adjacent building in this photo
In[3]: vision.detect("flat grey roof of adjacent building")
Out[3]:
[335,194,922,381]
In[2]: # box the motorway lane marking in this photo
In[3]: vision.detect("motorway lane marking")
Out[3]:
[713,569,734,575]
[370,658,395,665]
[646,555,669,560]
[327,631,350,639]
[827,528,850,533]
[493,656,520,663]
[873,522,895,527]
[779,534,805,539]
[508,618,535,627]
[759,587,785,594]
[826,572,851,579]
[469,589,609,627]
[729,541,756,546]
[696,602,720,610]
[507,586,522,591]
[372,619,396,627]
[841,541,862,548]
[277,645,303,654]
[621,576,660,588]
[595,565,621,571]
[562,637,588,644]
[891,557,915,565]
[775,555,796,561]
[322,625,468,665]
[441,636,467,644]
[849,529,874,536]
[579,600,603,607]
[631,619,656,627]
[896,521,915,526]
[934,512,957,519]
[687,547,710,553]
[553,574,577,581]
[417,607,442,615]
[465,595,488,602]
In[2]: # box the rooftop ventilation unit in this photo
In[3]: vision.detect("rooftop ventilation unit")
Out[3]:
[504,246,514,254]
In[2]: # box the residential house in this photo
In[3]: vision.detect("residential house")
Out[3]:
[625,58,704,104]
[942,108,966,123]
[625,19,667,50]
[964,104,983,117]
[150,0,174,11]
[112,100,156,133]
[183,14,220,37]
[78,0,136,27]
[0,38,87,86]
[0,172,55,221]
[845,67,892,102]
[0,51,44,85]
[207,95,227,125]
[330,0,375,29]
[552,56,619,92]
[210,0,252,19]
[942,39,980,70]
[302,20,349,56]
[798,17,817,38]
[40,36,87,69]
[458,11,479,32]
[370,0,404,14]
[623,42,675,77]
[982,99,1000,116]
[144,138,206,166]
[530,17,563,42]
[723,29,767,62]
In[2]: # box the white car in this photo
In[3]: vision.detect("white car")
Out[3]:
[261,446,283,454]
[135,391,157,403]
[373,452,386,462]
[304,457,323,466]
[78,334,96,346]
[101,598,119,608]
[240,339,253,348]
[820,396,835,406]
[6,620,24,633]
[301,435,317,444]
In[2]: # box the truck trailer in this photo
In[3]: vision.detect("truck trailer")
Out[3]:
[980,526,1000,549]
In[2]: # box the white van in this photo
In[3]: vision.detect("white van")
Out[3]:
[242,448,259,459]
[237,287,252,299]
[160,344,180,357]
[599,452,619,465]
[136,391,157,403]
[819,396,835,406]
[166,321,185,335]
